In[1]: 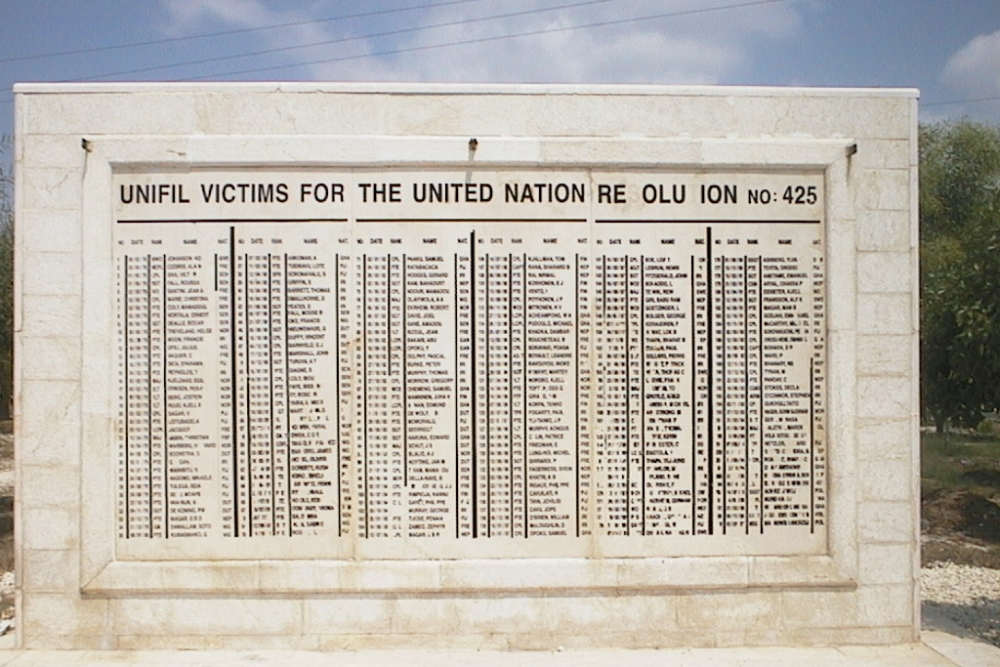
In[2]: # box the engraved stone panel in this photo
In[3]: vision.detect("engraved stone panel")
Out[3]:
[113,169,827,560]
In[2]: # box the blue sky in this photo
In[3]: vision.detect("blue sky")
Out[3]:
[2,0,1000,143]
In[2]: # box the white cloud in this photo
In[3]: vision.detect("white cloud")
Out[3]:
[157,0,809,84]
[157,0,364,72]
[942,29,1000,98]
[160,0,286,33]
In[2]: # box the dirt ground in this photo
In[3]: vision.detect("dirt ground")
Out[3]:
[923,488,1000,568]
[921,428,1000,569]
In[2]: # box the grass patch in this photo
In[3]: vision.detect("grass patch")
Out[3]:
[922,431,1000,498]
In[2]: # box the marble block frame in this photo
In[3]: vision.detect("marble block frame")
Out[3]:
[13,83,919,650]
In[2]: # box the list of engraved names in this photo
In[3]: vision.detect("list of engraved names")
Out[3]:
[114,170,826,560]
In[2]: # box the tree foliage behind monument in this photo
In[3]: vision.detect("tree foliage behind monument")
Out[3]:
[920,120,1000,431]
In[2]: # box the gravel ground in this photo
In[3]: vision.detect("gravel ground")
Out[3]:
[0,571,11,627]
[922,562,1000,647]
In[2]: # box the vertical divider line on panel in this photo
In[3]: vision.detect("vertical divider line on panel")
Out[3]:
[706,228,714,536]
[759,256,764,534]
[471,231,478,539]
[334,253,341,537]
[691,254,697,536]
[229,227,239,537]
[523,252,528,539]
[402,254,408,489]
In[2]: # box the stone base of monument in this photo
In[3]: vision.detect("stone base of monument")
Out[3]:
[0,637,996,667]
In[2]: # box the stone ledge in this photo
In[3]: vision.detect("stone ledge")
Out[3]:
[81,555,855,597]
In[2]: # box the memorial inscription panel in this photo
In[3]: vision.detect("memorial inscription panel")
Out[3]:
[113,169,826,560]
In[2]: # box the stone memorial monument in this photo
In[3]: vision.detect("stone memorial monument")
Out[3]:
[13,83,918,649]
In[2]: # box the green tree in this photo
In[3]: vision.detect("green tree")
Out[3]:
[920,120,1000,431]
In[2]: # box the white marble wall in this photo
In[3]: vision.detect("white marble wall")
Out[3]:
[13,84,919,649]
